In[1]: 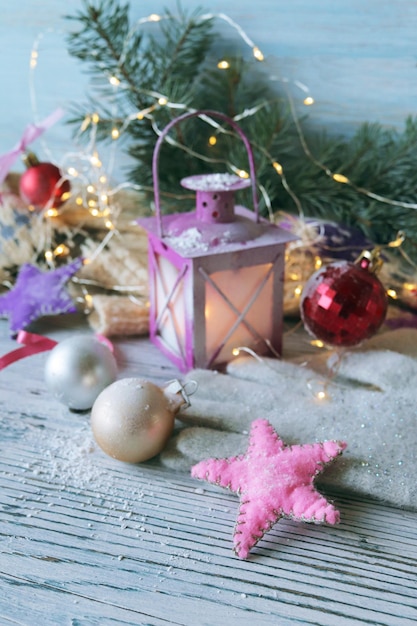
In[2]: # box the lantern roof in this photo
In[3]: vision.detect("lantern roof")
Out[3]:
[138,205,297,259]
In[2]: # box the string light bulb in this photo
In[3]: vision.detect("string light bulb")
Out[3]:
[332,173,350,184]
[252,46,264,61]
[30,51,38,69]
[310,339,325,349]
[303,96,315,106]
[217,60,230,69]
[90,153,102,168]
[53,244,70,257]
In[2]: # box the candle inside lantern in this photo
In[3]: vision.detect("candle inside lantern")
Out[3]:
[204,264,274,364]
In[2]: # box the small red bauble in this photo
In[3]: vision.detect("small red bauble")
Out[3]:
[19,162,70,210]
[300,258,388,347]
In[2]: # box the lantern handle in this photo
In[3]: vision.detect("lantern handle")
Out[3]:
[152,110,260,238]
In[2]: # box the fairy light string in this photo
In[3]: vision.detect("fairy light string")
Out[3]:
[20,6,417,313]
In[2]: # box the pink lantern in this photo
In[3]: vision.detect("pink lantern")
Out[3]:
[138,110,296,372]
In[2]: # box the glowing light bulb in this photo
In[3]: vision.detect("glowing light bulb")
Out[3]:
[91,153,102,168]
[99,175,107,184]
[30,50,38,69]
[53,244,69,257]
[217,60,230,69]
[253,46,264,61]
[148,13,161,21]
[81,116,91,132]
[75,196,83,206]
[92,113,100,125]
[307,378,329,401]
[111,128,120,139]
[46,208,59,218]
[303,96,315,106]
[310,339,325,349]
[332,173,349,184]
[208,135,217,146]
[105,220,114,230]
[158,96,168,106]
[109,75,120,87]
[85,293,93,308]
[44,250,53,262]
[294,285,303,296]
[236,169,249,179]
[67,167,78,177]
[387,289,398,299]
[232,348,240,357]
[388,231,405,248]
[60,191,71,202]
[87,185,96,193]
[273,161,283,175]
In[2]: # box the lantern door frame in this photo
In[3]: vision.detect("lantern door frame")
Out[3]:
[147,231,286,372]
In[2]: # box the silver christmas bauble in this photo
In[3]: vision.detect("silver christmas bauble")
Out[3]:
[91,378,187,463]
[44,335,118,410]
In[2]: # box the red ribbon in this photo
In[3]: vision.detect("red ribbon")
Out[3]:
[0,331,57,370]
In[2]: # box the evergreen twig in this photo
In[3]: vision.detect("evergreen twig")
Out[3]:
[65,0,417,261]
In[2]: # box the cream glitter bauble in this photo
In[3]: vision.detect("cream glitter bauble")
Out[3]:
[91,378,188,463]
[44,335,118,410]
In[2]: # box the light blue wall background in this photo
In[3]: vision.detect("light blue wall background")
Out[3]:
[1,0,417,180]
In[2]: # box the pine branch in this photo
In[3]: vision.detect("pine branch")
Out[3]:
[65,0,417,262]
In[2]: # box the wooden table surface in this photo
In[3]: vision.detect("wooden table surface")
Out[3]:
[0,316,416,626]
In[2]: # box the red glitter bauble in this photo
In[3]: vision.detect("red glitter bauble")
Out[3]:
[19,162,70,210]
[300,260,388,347]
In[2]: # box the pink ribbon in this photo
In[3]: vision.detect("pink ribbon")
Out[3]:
[0,108,65,186]
[0,331,58,370]
[0,330,115,371]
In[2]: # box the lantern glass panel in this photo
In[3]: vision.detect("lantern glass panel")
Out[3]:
[204,263,273,365]
[155,254,186,358]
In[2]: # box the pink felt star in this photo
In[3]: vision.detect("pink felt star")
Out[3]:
[0,258,82,336]
[191,419,347,559]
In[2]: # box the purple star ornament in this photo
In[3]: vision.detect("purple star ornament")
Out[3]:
[191,419,347,559]
[0,258,83,336]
